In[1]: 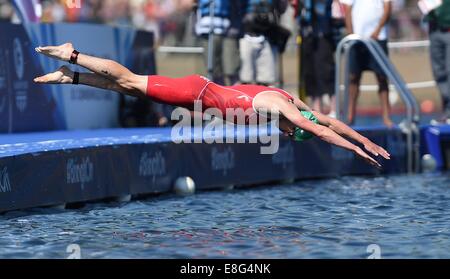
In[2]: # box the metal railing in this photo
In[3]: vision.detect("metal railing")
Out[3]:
[335,34,421,173]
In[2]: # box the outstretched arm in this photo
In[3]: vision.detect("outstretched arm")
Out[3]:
[312,111,391,160]
[290,95,390,160]
[276,99,382,168]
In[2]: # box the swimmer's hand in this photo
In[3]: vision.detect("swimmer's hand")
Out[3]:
[363,139,391,160]
[354,147,382,169]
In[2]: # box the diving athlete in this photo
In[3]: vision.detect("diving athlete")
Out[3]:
[34,43,390,168]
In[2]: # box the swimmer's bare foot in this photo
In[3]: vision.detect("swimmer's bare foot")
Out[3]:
[34,66,74,84]
[35,43,75,62]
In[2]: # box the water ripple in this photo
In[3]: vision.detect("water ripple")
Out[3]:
[0,173,449,258]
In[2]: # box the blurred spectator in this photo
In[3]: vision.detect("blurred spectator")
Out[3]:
[130,0,161,41]
[297,0,337,114]
[40,0,102,23]
[29,0,194,44]
[330,0,346,45]
[0,0,14,22]
[391,0,422,41]
[240,0,290,86]
[426,0,450,124]
[159,0,194,45]
[195,0,245,85]
[41,0,65,22]
[97,0,130,25]
[3,0,427,42]
[341,0,394,127]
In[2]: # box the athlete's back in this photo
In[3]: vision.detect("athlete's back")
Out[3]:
[146,75,293,123]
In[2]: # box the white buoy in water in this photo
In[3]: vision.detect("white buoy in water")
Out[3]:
[422,154,437,172]
[115,195,132,203]
[174,177,196,196]
[222,184,235,191]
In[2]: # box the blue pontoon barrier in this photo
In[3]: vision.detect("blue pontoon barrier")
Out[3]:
[0,126,408,213]
[421,125,450,170]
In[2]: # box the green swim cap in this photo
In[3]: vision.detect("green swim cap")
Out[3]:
[293,110,319,142]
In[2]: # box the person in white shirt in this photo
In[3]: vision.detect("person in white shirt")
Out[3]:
[340,0,393,128]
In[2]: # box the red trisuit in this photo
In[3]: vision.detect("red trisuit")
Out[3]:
[146,75,294,123]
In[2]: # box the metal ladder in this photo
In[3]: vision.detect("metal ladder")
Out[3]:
[335,34,421,173]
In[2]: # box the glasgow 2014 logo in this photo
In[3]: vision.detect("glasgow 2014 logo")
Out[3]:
[66,157,94,189]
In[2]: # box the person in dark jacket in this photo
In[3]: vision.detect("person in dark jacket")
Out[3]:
[240,0,289,86]
[298,0,337,114]
[427,0,450,124]
[195,0,247,85]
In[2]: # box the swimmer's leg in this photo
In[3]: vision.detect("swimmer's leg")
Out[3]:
[34,66,140,97]
[35,43,147,96]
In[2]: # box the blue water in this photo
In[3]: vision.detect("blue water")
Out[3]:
[0,173,449,259]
